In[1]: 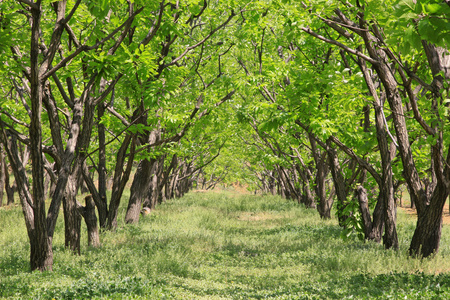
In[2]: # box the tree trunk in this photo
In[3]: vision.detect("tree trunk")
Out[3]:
[78,195,100,248]
[409,131,450,257]
[124,158,155,224]
[63,172,82,255]
[302,183,316,208]
[357,186,372,239]
[0,144,5,206]
[47,164,57,199]
[409,182,447,257]
[407,43,450,257]
[1,126,53,271]
[369,194,384,243]
[43,166,51,201]
[143,157,164,210]
[97,103,108,228]
[80,161,105,226]
[310,134,331,218]
[358,54,398,249]
[327,143,348,226]
[107,133,136,230]
[268,171,276,195]
[29,4,53,271]
[4,161,15,205]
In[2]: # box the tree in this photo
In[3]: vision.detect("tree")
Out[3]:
[0,0,142,270]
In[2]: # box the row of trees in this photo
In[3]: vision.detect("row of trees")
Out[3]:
[0,0,449,271]
[0,0,244,271]
[233,0,450,258]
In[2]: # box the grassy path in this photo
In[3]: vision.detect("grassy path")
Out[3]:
[1,190,450,299]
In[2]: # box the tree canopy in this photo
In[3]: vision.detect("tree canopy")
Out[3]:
[0,0,449,271]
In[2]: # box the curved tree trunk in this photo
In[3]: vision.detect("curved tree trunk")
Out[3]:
[409,139,450,257]
[357,53,398,249]
[407,43,450,257]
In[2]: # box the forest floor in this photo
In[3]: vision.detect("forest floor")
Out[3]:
[2,190,450,299]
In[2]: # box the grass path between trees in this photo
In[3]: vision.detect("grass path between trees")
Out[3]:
[1,190,450,299]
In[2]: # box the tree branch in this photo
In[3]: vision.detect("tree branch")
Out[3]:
[300,26,379,65]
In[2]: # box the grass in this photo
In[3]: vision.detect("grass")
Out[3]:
[1,189,450,299]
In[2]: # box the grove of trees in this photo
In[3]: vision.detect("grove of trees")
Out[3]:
[0,0,449,271]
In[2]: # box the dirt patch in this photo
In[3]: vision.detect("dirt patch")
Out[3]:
[399,206,450,225]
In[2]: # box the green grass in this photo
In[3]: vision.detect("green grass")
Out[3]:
[1,190,450,299]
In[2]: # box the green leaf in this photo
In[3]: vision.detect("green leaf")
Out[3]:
[426,3,443,14]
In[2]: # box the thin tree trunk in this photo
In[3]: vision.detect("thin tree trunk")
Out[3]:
[97,103,108,228]
[369,194,384,243]
[4,160,15,205]
[0,144,5,206]
[327,142,348,226]
[357,186,372,239]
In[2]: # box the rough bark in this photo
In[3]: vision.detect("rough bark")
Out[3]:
[81,162,104,220]
[409,183,447,257]
[107,133,136,230]
[78,195,100,248]
[0,127,53,271]
[326,143,348,226]
[97,103,108,228]
[357,186,372,239]
[63,95,98,253]
[29,3,53,272]
[309,134,331,218]
[63,172,81,255]
[358,55,398,249]
[408,43,450,257]
[125,158,155,224]
[143,156,164,210]
[369,194,384,243]
[45,78,86,247]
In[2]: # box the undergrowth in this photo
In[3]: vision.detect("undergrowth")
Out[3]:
[1,190,450,299]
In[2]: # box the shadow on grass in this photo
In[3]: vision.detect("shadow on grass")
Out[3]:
[0,278,34,298]
[173,272,450,299]
[339,272,450,298]
[1,274,168,299]
[0,252,28,276]
[263,223,342,239]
